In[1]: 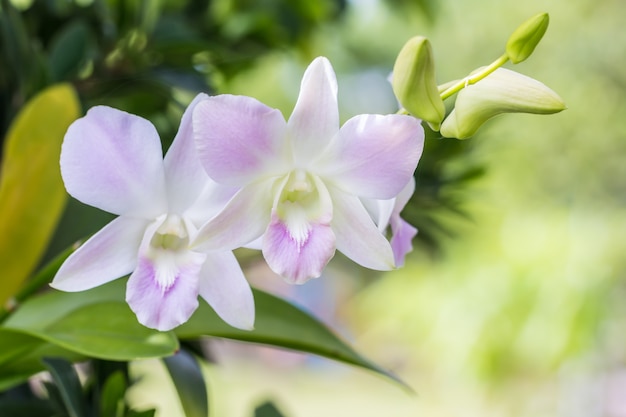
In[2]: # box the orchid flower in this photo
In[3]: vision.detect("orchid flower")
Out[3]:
[192,57,424,283]
[51,94,254,332]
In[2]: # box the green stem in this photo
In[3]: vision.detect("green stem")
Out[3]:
[439,53,509,101]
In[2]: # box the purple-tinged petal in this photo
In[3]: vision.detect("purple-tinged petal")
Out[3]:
[51,216,148,291]
[192,180,276,252]
[164,93,212,213]
[198,251,255,330]
[390,217,417,267]
[126,250,206,331]
[60,106,167,217]
[390,177,417,266]
[263,214,336,284]
[288,57,339,165]
[317,114,423,199]
[330,188,395,270]
[193,95,289,186]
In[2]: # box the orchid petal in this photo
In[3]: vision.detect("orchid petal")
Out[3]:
[126,250,206,331]
[330,188,395,270]
[390,177,417,266]
[318,114,423,199]
[192,180,275,252]
[198,251,255,330]
[263,214,336,284]
[51,216,147,291]
[164,93,211,213]
[361,197,395,232]
[193,95,289,186]
[60,106,167,217]
[390,217,417,267]
[288,57,339,165]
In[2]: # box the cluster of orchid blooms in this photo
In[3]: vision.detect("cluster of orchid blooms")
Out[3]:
[50,13,565,333]
[51,57,424,332]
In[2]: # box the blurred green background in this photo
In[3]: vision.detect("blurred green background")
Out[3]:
[2,0,626,416]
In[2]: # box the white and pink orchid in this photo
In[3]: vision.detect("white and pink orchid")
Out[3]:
[51,94,255,332]
[192,57,424,283]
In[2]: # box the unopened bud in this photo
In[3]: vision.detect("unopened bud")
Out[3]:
[506,13,549,64]
[440,68,565,139]
[392,36,445,129]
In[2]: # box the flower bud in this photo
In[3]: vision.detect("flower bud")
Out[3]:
[392,36,445,129]
[440,68,565,139]
[506,13,549,64]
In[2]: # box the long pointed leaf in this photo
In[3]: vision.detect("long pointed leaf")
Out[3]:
[163,350,209,417]
[0,84,80,308]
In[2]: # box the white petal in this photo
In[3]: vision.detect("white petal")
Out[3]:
[317,113,423,199]
[330,188,395,270]
[288,57,340,166]
[51,216,148,291]
[193,94,289,186]
[60,106,167,217]
[164,93,212,213]
[192,180,276,251]
[198,251,255,330]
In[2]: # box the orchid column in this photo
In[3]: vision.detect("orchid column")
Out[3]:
[192,57,424,283]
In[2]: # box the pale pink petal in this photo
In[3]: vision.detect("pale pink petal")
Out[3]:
[390,217,417,267]
[263,214,336,284]
[60,106,167,217]
[193,95,289,186]
[288,57,339,165]
[164,93,212,213]
[192,180,275,252]
[126,250,206,331]
[183,181,239,228]
[51,216,148,291]
[198,251,255,330]
[317,114,423,199]
[330,188,395,270]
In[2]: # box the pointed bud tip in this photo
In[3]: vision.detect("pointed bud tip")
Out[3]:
[506,12,550,64]
[392,36,445,127]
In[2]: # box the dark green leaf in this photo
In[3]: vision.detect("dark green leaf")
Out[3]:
[48,21,92,81]
[163,350,208,417]
[0,397,55,417]
[254,401,287,417]
[42,357,86,417]
[176,290,403,386]
[100,371,127,417]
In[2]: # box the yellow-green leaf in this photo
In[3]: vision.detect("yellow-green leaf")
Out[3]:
[0,84,80,308]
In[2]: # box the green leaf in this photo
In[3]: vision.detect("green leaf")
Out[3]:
[42,357,86,417]
[0,329,83,391]
[0,84,80,308]
[6,301,178,361]
[48,20,92,81]
[2,280,178,364]
[0,397,55,417]
[100,371,127,417]
[176,290,403,385]
[254,401,287,417]
[163,350,209,417]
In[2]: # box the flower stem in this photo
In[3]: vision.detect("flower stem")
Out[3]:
[439,53,509,100]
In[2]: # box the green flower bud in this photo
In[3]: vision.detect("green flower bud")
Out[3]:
[506,13,549,64]
[392,36,445,129]
[440,68,565,139]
